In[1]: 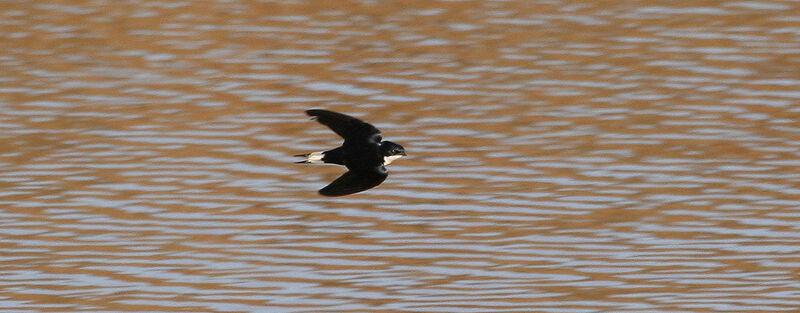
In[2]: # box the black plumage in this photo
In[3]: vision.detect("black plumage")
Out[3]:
[296,109,406,196]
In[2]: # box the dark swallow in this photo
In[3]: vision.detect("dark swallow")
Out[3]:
[295,109,406,196]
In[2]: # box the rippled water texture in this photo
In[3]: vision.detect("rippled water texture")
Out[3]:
[2,1,800,312]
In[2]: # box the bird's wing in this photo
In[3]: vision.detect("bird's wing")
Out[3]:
[318,167,388,197]
[306,109,382,144]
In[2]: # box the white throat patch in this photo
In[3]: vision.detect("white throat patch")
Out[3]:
[383,155,403,165]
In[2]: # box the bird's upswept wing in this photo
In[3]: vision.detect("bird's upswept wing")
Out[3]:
[318,167,388,196]
[306,109,382,144]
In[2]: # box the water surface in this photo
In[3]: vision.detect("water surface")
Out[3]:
[1,1,800,312]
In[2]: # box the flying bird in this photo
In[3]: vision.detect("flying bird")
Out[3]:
[296,109,406,196]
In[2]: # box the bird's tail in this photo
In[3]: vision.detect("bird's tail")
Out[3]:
[294,151,325,164]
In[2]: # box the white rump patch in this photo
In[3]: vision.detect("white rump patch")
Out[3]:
[305,151,325,164]
[383,155,404,165]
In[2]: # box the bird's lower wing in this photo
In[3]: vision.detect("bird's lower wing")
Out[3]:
[318,168,388,197]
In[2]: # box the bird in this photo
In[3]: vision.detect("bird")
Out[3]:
[295,109,406,196]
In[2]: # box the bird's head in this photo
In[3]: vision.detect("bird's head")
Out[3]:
[379,141,406,165]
